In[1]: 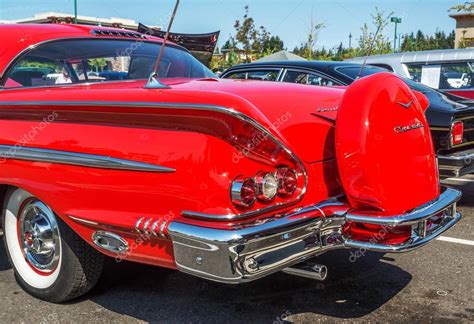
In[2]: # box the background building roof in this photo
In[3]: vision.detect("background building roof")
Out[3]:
[256,50,306,62]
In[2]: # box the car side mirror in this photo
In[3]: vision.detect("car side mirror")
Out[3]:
[412,90,430,112]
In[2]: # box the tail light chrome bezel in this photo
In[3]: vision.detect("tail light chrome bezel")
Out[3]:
[231,166,299,209]
[255,171,279,202]
[231,176,257,208]
[276,167,298,197]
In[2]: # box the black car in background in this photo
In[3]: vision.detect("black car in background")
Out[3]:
[222,61,474,178]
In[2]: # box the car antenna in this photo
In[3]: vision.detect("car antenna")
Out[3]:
[356,15,390,80]
[145,0,180,89]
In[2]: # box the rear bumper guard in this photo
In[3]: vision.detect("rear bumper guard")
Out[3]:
[344,187,462,252]
[168,187,461,283]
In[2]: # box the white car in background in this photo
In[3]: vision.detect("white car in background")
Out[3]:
[347,48,474,99]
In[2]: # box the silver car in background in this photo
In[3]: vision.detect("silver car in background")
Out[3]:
[347,48,474,99]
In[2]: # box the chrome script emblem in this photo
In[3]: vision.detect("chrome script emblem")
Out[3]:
[397,100,413,109]
[316,107,338,112]
[394,122,424,133]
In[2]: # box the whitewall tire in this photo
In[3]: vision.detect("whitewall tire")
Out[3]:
[2,188,104,303]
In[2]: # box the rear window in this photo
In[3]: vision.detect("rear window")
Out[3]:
[223,69,280,81]
[406,64,422,82]
[3,39,215,88]
[335,65,389,81]
[439,62,474,90]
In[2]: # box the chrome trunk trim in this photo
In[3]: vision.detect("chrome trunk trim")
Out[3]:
[0,145,175,173]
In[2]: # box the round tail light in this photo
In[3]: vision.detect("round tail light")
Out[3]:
[256,172,278,201]
[231,177,257,207]
[277,167,298,196]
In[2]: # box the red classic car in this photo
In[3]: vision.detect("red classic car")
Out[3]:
[0,24,462,303]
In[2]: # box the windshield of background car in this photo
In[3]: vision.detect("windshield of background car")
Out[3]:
[3,39,216,88]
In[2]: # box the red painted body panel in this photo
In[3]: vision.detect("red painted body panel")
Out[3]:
[0,24,439,269]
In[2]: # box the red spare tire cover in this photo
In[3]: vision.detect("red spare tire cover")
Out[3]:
[336,73,439,215]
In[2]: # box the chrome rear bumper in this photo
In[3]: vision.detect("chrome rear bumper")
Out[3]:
[344,188,462,252]
[168,188,461,284]
[438,149,474,178]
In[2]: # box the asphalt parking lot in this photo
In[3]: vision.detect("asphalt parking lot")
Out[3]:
[0,176,473,323]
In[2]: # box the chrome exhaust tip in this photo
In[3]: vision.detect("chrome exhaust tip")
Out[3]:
[92,231,128,254]
[282,262,328,281]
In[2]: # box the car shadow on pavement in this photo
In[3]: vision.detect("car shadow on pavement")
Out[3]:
[0,233,12,271]
[457,181,474,206]
[443,176,474,206]
[84,249,411,322]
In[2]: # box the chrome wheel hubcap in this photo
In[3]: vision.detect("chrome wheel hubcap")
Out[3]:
[19,199,60,272]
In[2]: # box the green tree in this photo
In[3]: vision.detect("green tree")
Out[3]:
[88,58,107,72]
[234,5,257,62]
[224,5,285,65]
[358,7,393,56]
[265,36,284,53]
[303,17,325,60]
[401,30,455,51]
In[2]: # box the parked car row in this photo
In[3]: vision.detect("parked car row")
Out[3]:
[0,24,464,303]
[222,61,474,178]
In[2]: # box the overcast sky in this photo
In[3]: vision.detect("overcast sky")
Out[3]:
[0,0,463,50]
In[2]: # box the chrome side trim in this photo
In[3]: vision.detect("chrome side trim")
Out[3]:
[135,217,145,234]
[0,145,175,173]
[151,219,161,237]
[68,215,99,226]
[134,216,169,238]
[0,101,308,220]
